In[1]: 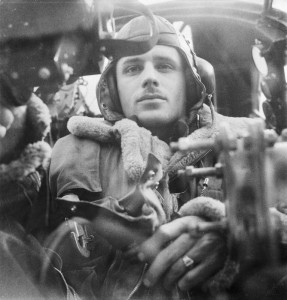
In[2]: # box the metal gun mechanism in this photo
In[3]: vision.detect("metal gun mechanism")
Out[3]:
[172,120,287,272]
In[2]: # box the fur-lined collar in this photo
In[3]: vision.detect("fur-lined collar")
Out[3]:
[67,104,254,182]
[0,94,51,184]
[0,141,51,185]
[26,93,51,143]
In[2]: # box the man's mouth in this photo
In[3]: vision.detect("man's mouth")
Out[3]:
[137,93,166,103]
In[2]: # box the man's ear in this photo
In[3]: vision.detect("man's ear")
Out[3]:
[97,65,124,122]
[196,57,217,104]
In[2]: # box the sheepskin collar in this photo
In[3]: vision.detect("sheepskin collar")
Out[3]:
[25,93,51,143]
[0,94,51,184]
[0,141,51,185]
[67,104,254,182]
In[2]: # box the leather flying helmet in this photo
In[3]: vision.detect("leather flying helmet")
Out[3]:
[97,15,208,122]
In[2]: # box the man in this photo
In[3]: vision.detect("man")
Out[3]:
[0,82,77,298]
[49,15,286,300]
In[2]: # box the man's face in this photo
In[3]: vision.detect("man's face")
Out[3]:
[116,45,186,128]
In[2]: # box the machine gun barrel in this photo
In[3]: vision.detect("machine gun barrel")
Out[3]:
[170,139,216,152]
[178,164,223,178]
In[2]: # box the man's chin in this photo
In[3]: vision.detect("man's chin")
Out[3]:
[137,114,171,128]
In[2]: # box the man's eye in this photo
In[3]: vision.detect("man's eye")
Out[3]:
[123,65,142,75]
[157,64,174,72]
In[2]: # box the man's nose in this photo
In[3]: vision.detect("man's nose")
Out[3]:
[142,64,159,89]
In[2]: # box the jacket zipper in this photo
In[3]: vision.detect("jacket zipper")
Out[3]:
[169,148,212,184]
[127,263,148,300]
[191,148,212,167]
